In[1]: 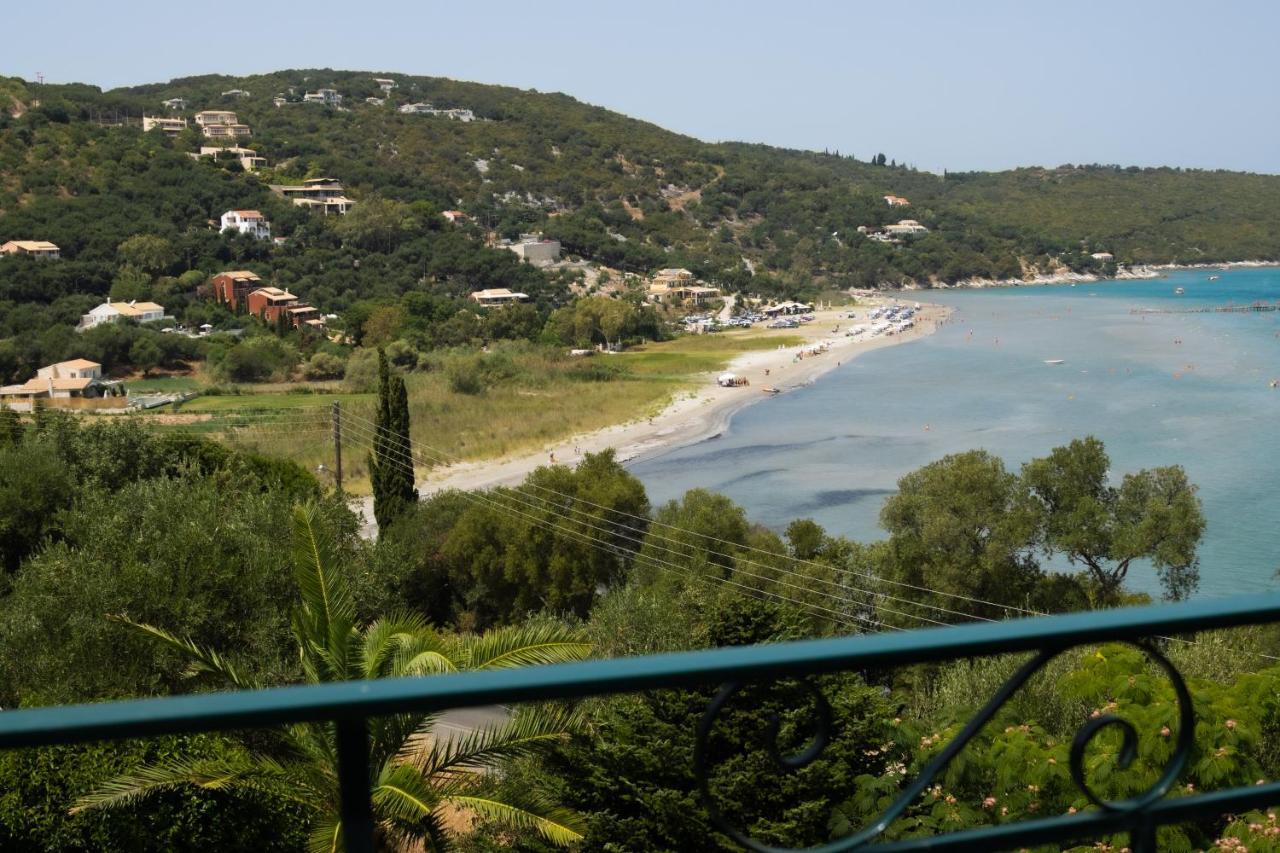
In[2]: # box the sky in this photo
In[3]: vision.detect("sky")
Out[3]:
[9,0,1280,174]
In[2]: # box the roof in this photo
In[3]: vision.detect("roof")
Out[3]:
[227,210,265,219]
[2,240,60,251]
[111,301,164,316]
[471,288,528,299]
[287,306,318,314]
[216,270,262,280]
[58,358,101,369]
[251,287,297,300]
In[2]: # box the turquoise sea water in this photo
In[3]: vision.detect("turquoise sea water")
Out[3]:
[630,267,1280,598]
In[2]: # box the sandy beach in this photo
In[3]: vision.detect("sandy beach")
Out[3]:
[406,300,949,498]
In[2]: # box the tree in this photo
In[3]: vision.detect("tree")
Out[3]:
[0,441,75,573]
[369,349,417,533]
[76,505,589,852]
[1021,437,1205,603]
[878,450,1044,622]
[108,264,152,303]
[117,235,176,277]
[129,336,163,377]
[362,306,407,348]
[0,405,21,447]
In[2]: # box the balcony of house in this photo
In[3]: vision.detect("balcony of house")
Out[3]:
[4,593,1280,852]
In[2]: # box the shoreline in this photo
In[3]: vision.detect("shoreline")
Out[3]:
[406,300,951,498]
[915,259,1280,291]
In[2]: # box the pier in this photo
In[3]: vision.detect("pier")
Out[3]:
[1130,301,1280,315]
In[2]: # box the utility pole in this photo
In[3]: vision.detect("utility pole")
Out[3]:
[332,401,344,493]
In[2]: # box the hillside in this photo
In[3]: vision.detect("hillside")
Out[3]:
[4,70,1280,286]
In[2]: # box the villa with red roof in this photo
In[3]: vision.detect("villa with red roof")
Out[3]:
[220,210,271,240]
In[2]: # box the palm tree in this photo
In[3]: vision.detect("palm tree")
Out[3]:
[74,504,591,852]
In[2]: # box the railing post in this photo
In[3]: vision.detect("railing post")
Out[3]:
[336,717,374,853]
[332,401,343,494]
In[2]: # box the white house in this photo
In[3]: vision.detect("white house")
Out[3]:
[161,97,188,111]
[470,288,530,306]
[142,115,188,136]
[374,78,396,92]
[398,102,476,121]
[0,240,61,259]
[0,359,106,400]
[505,234,561,266]
[221,89,251,98]
[198,145,267,171]
[220,210,272,240]
[884,219,930,237]
[1091,252,1115,261]
[195,110,251,139]
[303,89,342,106]
[78,299,167,331]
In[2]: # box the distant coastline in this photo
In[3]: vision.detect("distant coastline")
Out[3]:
[893,259,1280,291]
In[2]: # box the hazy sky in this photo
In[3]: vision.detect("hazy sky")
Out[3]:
[9,0,1279,173]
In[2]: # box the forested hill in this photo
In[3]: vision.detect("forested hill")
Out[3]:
[3,68,1280,299]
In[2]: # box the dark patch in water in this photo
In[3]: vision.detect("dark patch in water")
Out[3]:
[790,488,894,513]
[718,468,787,489]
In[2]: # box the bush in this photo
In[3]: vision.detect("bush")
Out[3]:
[299,351,346,381]
[212,336,298,383]
[446,355,486,395]
[343,347,380,392]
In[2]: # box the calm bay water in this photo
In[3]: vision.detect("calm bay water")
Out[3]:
[630,267,1280,597]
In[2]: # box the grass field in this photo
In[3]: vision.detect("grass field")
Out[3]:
[136,330,803,494]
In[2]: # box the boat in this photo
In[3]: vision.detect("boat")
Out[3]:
[761,386,781,395]
[1209,275,1220,281]
[1043,359,1065,365]
[1175,287,1185,295]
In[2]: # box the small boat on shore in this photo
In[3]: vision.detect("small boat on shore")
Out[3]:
[761,386,781,395]
[1043,359,1065,365]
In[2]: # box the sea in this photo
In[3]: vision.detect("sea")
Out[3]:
[630,267,1280,598]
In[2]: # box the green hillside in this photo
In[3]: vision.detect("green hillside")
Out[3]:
[2,68,1280,384]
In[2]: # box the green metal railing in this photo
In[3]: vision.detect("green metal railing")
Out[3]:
[4,593,1280,851]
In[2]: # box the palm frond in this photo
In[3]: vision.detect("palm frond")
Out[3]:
[71,754,308,814]
[360,613,439,680]
[307,817,344,853]
[460,623,592,671]
[108,615,258,690]
[291,503,357,680]
[406,705,583,778]
[372,763,442,825]
[446,793,585,846]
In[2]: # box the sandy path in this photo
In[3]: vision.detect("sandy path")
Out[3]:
[353,299,949,534]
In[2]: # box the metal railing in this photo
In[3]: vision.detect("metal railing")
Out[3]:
[4,593,1280,851]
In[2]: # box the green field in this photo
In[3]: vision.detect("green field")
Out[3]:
[137,331,802,494]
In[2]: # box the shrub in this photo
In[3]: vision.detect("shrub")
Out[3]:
[299,351,346,381]
[446,355,486,395]
[343,347,380,392]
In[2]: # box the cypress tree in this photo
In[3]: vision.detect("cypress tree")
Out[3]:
[370,349,418,533]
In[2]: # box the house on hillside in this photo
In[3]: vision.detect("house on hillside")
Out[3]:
[884,195,911,207]
[78,299,167,331]
[303,89,342,106]
[244,287,325,329]
[268,178,355,215]
[210,270,263,310]
[374,78,396,92]
[0,240,61,259]
[647,269,720,305]
[365,97,385,106]
[220,210,272,240]
[397,102,476,121]
[1091,252,1114,261]
[195,111,251,139]
[142,116,188,136]
[0,359,107,400]
[504,233,561,266]
[470,288,530,306]
[162,97,188,111]
[441,210,469,224]
[884,219,929,237]
[221,89,251,99]
[197,145,267,171]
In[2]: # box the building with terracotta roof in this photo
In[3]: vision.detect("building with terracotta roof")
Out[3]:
[220,210,272,240]
[210,270,263,310]
[884,195,911,207]
[0,240,61,259]
[0,359,106,399]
